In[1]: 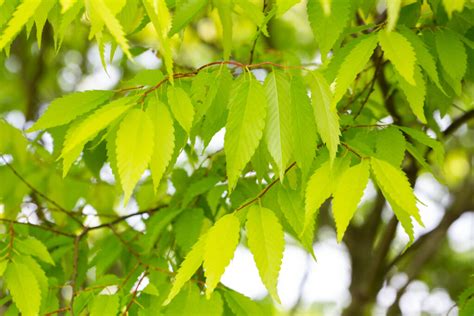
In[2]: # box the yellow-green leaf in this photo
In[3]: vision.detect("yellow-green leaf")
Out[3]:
[60,0,78,13]
[379,30,416,85]
[167,86,195,133]
[246,205,284,303]
[90,295,119,316]
[143,0,174,80]
[386,0,401,32]
[370,157,423,225]
[397,65,426,123]
[116,109,154,204]
[264,70,293,179]
[28,90,113,132]
[61,97,135,157]
[0,0,42,51]
[332,160,370,242]
[15,237,55,265]
[215,0,233,60]
[146,97,175,192]
[333,34,378,105]
[90,0,131,59]
[203,214,240,298]
[308,71,340,161]
[164,233,208,305]
[442,0,465,18]
[225,73,267,192]
[5,260,41,316]
[304,159,333,230]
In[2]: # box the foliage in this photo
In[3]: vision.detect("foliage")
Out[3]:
[0,0,473,314]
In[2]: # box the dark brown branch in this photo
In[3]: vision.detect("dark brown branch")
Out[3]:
[1,158,84,227]
[0,218,75,238]
[442,109,474,137]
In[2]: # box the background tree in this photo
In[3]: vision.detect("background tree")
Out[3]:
[0,0,473,315]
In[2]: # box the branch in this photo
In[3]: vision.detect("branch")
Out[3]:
[1,158,84,227]
[235,162,297,212]
[443,109,474,137]
[0,218,75,238]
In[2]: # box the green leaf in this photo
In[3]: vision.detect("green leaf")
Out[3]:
[167,86,195,133]
[289,75,317,176]
[223,290,264,316]
[386,0,401,32]
[34,0,56,48]
[28,90,113,132]
[276,0,300,16]
[398,26,443,92]
[203,213,241,298]
[308,71,340,161]
[277,186,304,236]
[215,0,232,60]
[146,98,175,191]
[332,160,370,242]
[0,0,42,51]
[264,70,293,179]
[5,260,41,316]
[143,0,174,79]
[246,205,284,303]
[398,126,445,166]
[304,159,333,230]
[379,30,416,85]
[15,237,55,265]
[163,232,208,305]
[442,0,465,18]
[60,0,78,13]
[89,295,119,316]
[90,0,131,59]
[61,96,135,157]
[376,126,406,167]
[435,29,467,83]
[370,157,422,225]
[165,284,223,316]
[333,34,378,105]
[225,73,267,192]
[116,109,155,204]
[168,0,207,36]
[397,64,426,123]
[307,0,351,59]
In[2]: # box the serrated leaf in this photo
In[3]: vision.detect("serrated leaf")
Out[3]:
[163,232,208,305]
[165,284,223,316]
[398,26,444,92]
[308,71,340,161]
[116,109,154,204]
[15,237,55,265]
[290,75,317,176]
[397,64,426,123]
[370,157,422,225]
[264,70,293,179]
[332,160,370,242]
[203,214,240,298]
[379,30,416,85]
[386,0,401,32]
[0,0,42,51]
[146,98,175,191]
[28,90,113,132]
[90,0,131,58]
[333,34,378,105]
[398,126,445,166]
[376,126,406,167]
[307,0,351,59]
[225,73,267,192]
[277,186,304,235]
[143,0,174,80]
[34,0,56,48]
[167,86,195,133]
[5,260,41,316]
[61,97,135,157]
[405,142,443,183]
[246,205,284,303]
[304,159,333,231]
[276,0,300,16]
[435,29,467,83]
[16,255,48,313]
[215,0,232,60]
[90,295,119,316]
[168,0,207,36]
[223,290,263,316]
